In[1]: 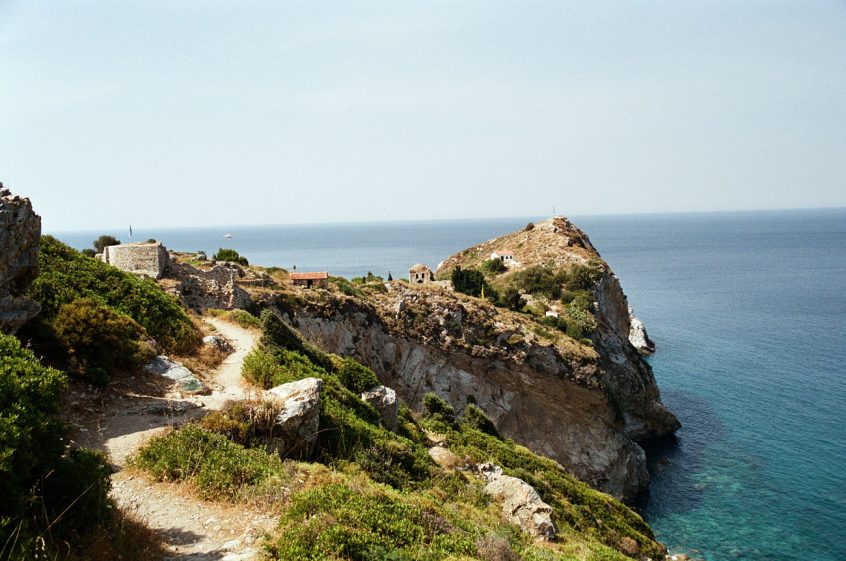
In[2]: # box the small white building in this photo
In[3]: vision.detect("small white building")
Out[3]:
[408,263,432,285]
[491,250,515,262]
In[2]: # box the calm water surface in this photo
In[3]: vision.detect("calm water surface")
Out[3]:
[54,208,846,561]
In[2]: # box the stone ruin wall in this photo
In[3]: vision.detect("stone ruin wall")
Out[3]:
[102,243,168,279]
[170,262,252,310]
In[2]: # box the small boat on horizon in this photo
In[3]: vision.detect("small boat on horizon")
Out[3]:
[223,233,232,238]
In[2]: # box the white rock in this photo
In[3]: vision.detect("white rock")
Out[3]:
[360,385,399,430]
[145,355,208,393]
[478,463,557,540]
[265,377,323,459]
[628,306,655,355]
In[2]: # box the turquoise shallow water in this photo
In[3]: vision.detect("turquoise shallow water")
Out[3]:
[54,208,846,561]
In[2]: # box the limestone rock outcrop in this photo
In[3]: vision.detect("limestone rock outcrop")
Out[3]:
[628,306,655,355]
[360,385,399,430]
[145,355,207,393]
[0,184,42,333]
[478,463,557,540]
[264,377,323,459]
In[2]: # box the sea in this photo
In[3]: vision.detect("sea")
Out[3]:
[52,208,846,561]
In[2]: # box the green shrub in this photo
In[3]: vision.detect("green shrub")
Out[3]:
[330,276,363,297]
[335,357,379,394]
[497,286,525,311]
[564,259,604,291]
[460,404,499,437]
[224,309,262,329]
[53,298,148,384]
[510,265,566,299]
[422,392,455,424]
[41,448,114,535]
[242,348,289,387]
[266,482,484,560]
[92,234,120,253]
[524,222,535,231]
[30,236,199,353]
[81,248,97,258]
[480,258,507,275]
[0,333,67,543]
[213,248,248,266]
[131,425,286,500]
[451,266,486,297]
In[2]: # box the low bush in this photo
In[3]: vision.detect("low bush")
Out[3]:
[1,334,118,559]
[0,334,67,541]
[510,265,567,299]
[131,425,287,500]
[241,348,289,388]
[213,248,248,266]
[266,481,492,560]
[422,392,455,424]
[564,259,604,291]
[480,258,508,275]
[335,357,379,394]
[224,309,262,329]
[53,298,149,384]
[460,403,499,437]
[451,266,486,297]
[41,448,114,536]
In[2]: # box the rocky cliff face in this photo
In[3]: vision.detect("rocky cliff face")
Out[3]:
[257,216,678,501]
[0,184,41,333]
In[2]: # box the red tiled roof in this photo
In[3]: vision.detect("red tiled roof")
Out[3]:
[290,272,329,280]
[492,250,514,256]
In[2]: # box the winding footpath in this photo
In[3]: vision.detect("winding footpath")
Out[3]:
[92,318,274,561]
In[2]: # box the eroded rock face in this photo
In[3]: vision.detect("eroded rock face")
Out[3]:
[360,385,399,431]
[281,296,651,500]
[478,463,557,540]
[0,185,41,333]
[264,377,323,459]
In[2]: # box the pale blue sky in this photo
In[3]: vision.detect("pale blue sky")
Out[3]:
[2,1,845,231]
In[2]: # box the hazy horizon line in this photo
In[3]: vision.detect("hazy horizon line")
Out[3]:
[45,204,846,235]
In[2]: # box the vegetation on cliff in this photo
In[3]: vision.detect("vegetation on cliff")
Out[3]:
[132,310,664,560]
[24,236,199,374]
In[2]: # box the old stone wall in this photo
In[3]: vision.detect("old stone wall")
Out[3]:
[102,243,168,279]
[0,184,42,333]
[170,262,252,310]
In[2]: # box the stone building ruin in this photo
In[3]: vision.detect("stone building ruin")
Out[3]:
[100,241,169,279]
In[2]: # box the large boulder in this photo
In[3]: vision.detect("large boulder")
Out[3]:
[478,463,557,541]
[628,306,655,355]
[360,385,398,430]
[264,377,323,459]
[0,184,41,333]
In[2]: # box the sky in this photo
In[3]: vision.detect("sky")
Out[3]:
[1,1,845,232]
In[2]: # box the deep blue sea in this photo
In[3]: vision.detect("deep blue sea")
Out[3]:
[53,208,846,561]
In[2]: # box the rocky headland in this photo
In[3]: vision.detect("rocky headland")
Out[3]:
[247,217,680,501]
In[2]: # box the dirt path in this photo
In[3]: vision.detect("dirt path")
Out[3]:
[90,318,275,561]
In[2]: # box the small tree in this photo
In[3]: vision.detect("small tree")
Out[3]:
[480,258,507,275]
[213,248,248,266]
[451,267,486,297]
[499,286,525,311]
[92,234,120,253]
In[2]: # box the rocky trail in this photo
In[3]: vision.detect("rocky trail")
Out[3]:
[80,318,274,561]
